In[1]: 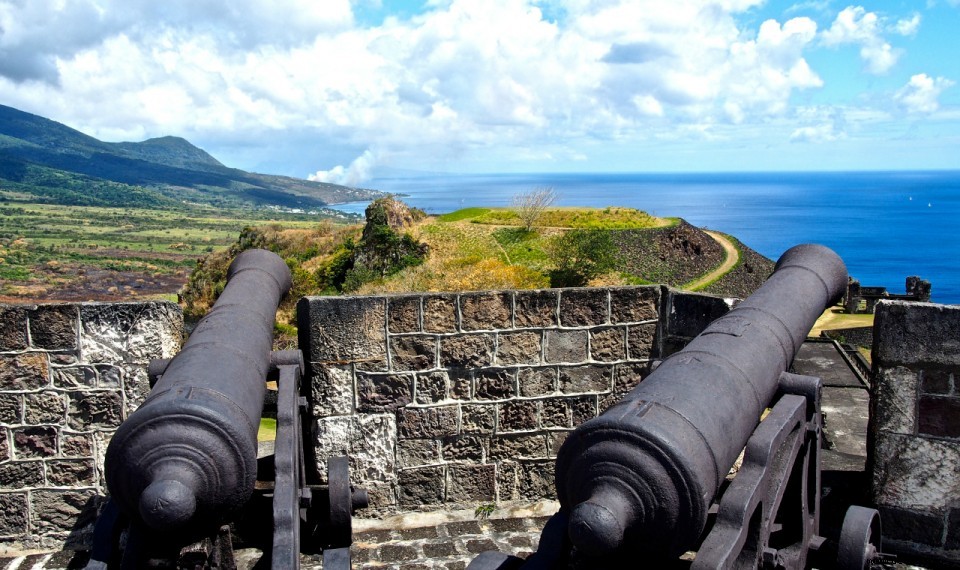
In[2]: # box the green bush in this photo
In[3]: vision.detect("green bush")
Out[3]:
[548,229,616,287]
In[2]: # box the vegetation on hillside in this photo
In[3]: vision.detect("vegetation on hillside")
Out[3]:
[177,199,773,326]
[0,103,383,211]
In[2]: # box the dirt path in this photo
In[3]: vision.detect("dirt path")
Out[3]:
[684,231,740,291]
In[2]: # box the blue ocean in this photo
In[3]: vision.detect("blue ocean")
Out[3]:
[333,171,960,305]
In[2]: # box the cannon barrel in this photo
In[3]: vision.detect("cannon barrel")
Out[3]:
[554,244,847,559]
[104,249,292,533]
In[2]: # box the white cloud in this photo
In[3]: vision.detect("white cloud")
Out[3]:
[309,150,379,186]
[821,6,900,74]
[894,13,922,37]
[895,74,956,114]
[0,0,875,175]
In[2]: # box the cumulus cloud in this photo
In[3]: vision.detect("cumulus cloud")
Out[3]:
[895,74,956,114]
[0,0,869,174]
[894,13,922,37]
[309,150,379,186]
[820,6,900,74]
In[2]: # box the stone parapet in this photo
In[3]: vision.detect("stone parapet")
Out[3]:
[871,300,960,564]
[0,302,182,552]
[298,287,732,513]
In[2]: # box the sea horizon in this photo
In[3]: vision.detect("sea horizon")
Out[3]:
[331,170,960,305]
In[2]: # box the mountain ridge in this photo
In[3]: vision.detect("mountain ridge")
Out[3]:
[0,104,381,210]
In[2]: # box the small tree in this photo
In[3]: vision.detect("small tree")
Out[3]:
[512,186,557,232]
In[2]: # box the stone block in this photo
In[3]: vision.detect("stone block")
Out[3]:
[628,323,658,360]
[29,305,78,350]
[67,391,123,430]
[397,406,458,439]
[921,369,953,395]
[569,396,598,426]
[24,392,66,425]
[497,461,519,501]
[440,334,494,368]
[357,372,413,412]
[442,435,486,462]
[388,296,422,333]
[514,290,558,328]
[0,393,21,424]
[397,439,439,468]
[0,429,6,461]
[460,292,512,331]
[874,301,960,367]
[0,461,44,489]
[475,368,515,400]
[666,292,730,341]
[0,492,27,536]
[311,363,354,416]
[559,365,612,394]
[919,396,960,439]
[30,489,99,535]
[415,370,449,404]
[297,297,387,370]
[449,368,474,400]
[614,362,648,395]
[390,335,437,371]
[79,302,183,365]
[872,431,960,511]
[540,399,569,429]
[518,460,556,500]
[872,366,918,435]
[610,287,660,324]
[0,353,49,391]
[544,330,588,364]
[590,327,626,362]
[448,464,497,503]
[548,431,571,456]
[13,426,57,458]
[398,466,446,506]
[499,401,538,432]
[559,289,608,327]
[120,365,151,417]
[518,367,557,397]
[879,505,945,548]
[489,434,546,460]
[423,295,458,333]
[461,404,496,434]
[947,508,960,550]
[379,543,420,562]
[46,459,96,486]
[496,331,542,366]
[314,414,396,483]
[60,433,93,458]
[52,365,97,389]
[96,365,121,388]
[0,306,29,351]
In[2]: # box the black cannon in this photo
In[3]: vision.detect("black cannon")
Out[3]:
[470,244,882,569]
[86,249,366,569]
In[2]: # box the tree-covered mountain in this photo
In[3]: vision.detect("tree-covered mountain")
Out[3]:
[0,104,381,210]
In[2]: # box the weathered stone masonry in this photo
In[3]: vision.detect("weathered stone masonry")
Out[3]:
[0,302,182,551]
[870,300,960,564]
[297,286,732,513]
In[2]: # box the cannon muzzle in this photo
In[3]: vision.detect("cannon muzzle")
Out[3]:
[555,243,847,559]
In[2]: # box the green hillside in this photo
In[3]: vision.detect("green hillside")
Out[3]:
[0,104,382,210]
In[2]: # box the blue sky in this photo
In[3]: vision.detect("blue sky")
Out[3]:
[0,0,957,183]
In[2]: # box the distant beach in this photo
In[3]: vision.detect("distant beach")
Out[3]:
[331,171,960,305]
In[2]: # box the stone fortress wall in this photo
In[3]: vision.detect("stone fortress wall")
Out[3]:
[0,302,182,551]
[2,291,959,567]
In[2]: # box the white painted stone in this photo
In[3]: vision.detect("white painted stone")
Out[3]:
[873,431,960,511]
[311,363,354,416]
[872,366,918,435]
[315,414,397,485]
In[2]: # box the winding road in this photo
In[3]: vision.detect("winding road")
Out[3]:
[684,230,740,291]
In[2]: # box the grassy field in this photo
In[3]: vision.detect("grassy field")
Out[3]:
[0,202,355,302]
